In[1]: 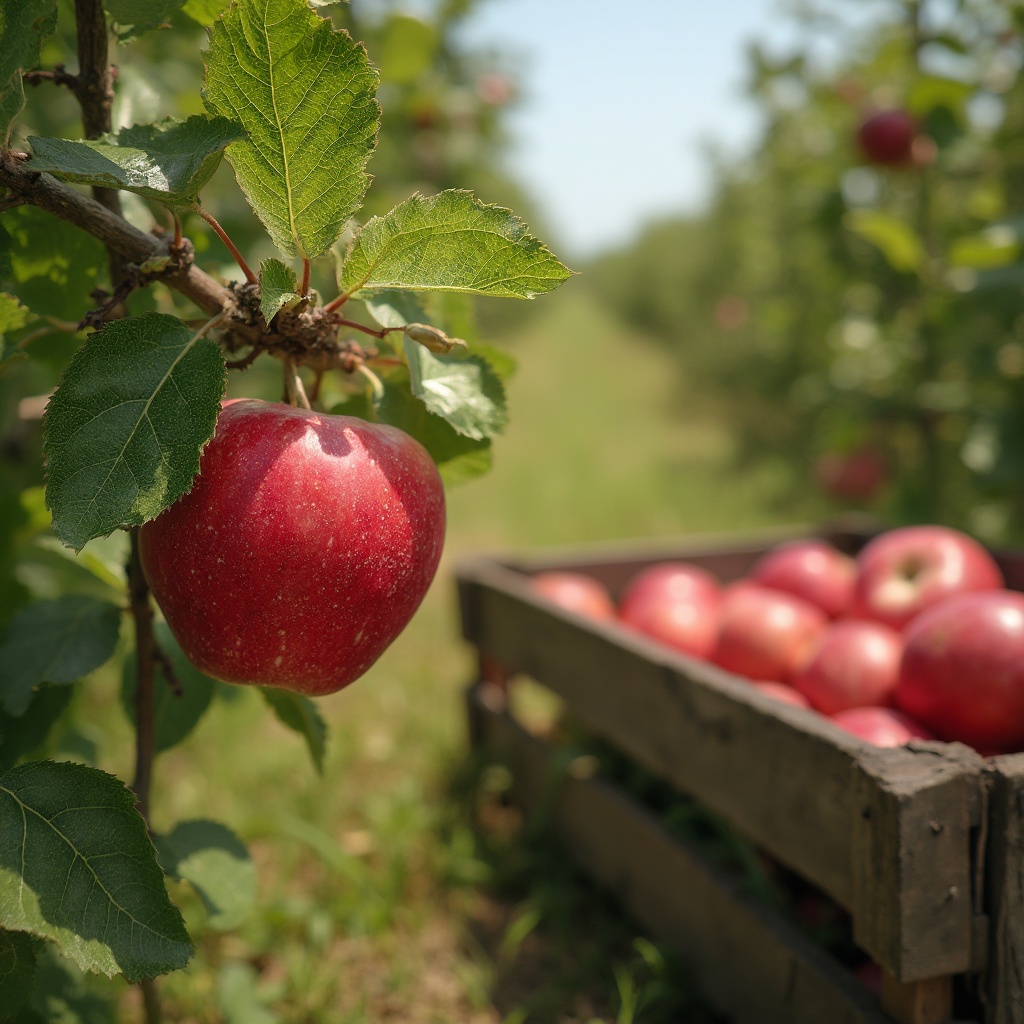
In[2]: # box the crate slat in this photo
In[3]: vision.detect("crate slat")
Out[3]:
[468,682,897,1024]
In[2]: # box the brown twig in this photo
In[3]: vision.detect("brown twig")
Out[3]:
[24,64,79,90]
[0,154,233,315]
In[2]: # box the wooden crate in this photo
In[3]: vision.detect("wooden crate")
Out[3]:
[456,524,1024,1024]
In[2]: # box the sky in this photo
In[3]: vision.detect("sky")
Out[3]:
[455,0,854,260]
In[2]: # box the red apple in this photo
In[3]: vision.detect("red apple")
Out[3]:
[792,620,903,715]
[851,525,1004,630]
[895,590,1024,751]
[856,109,917,166]
[618,562,722,659]
[751,681,812,709]
[815,447,887,503]
[832,706,936,747]
[712,583,827,683]
[532,571,616,621]
[751,539,856,618]
[139,399,446,696]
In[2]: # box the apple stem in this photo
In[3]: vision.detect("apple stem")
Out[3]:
[283,356,313,410]
[192,204,257,284]
[356,363,385,404]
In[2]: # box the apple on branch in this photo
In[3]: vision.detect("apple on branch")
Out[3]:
[139,399,446,696]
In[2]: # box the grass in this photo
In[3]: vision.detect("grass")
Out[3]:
[87,283,828,1022]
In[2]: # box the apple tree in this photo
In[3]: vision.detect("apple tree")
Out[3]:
[0,0,571,1018]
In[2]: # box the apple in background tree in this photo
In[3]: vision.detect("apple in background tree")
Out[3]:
[711,582,827,683]
[751,539,856,618]
[831,706,936,747]
[751,681,812,709]
[792,620,903,715]
[856,109,917,166]
[815,447,887,504]
[532,571,616,621]
[895,590,1024,752]
[618,562,722,659]
[851,525,1004,630]
[140,399,446,696]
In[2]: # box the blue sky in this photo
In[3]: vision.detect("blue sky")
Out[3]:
[456,1,860,259]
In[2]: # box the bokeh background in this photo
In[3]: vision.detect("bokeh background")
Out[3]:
[3,0,1024,1020]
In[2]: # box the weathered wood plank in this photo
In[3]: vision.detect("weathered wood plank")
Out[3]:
[851,750,987,980]
[984,754,1024,1024]
[469,684,897,1024]
[880,974,954,1024]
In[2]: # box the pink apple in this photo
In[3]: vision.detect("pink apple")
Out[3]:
[851,525,1004,630]
[751,681,812,709]
[895,590,1024,751]
[832,706,936,747]
[856,109,917,166]
[711,583,827,683]
[139,399,446,696]
[792,620,903,715]
[751,539,856,618]
[618,562,722,659]
[532,571,616,621]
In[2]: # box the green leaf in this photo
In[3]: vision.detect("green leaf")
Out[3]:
[16,942,116,1024]
[844,210,924,274]
[43,312,227,551]
[258,258,302,324]
[0,292,31,335]
[0,929,39,1018]
[0,0,58,147]
[949,227,1020,270]
[203,0,380,259]
[360,289,427,330]
[0,206,107,323]
[340,191,574,299]
[105,0,187,41]
[261,688,327,775]
[28,117,245,205]
[182,0,228,25]
[0,597,121,717]
[0,687,74,774]
[217,961,281,1024]
[121,623,215,754]
[336,375,493,485]
[404,339,506,440]
[0,292,32,376]
[0,760,193,980]
[155,820,255,931]
[376,14,438,85]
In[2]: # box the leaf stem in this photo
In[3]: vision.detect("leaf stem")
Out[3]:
[192,204,257,284]
[300,258,311,297]
[322,292,349,314]
[330,316,397,340]
[283,356,312,409]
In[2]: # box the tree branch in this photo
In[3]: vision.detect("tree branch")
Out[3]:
[0,154,234,315]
